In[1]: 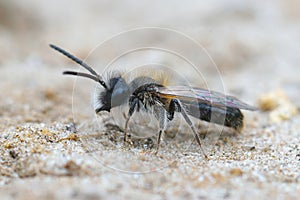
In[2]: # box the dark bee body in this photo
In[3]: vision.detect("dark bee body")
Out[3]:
[127,82,242,130]
[182,101,244,131]
[124,82,251,157]
[50,44,257,158]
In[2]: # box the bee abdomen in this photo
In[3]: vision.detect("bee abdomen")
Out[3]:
[183,102,244,131]
[223,107,244,132]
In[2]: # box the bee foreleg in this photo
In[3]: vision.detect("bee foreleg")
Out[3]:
[124,97,139,142]
[171,99,207,158]
[156,129,163,154]
[124,116,130,143]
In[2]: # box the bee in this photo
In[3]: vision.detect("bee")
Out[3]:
[50,44,257,158]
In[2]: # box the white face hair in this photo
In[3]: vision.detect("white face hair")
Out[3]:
[93,71,130,113]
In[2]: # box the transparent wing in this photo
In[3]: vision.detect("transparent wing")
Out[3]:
[157,86,257,111]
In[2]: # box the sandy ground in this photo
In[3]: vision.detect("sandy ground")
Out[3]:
[0,1,300,199]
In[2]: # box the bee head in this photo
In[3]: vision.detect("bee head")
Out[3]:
[95,75,130,113]
[49,44,130,113]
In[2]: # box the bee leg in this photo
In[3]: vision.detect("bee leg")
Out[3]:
[167,98,176,121]
[155,129,164,154]
[124,97,139,143]
[171,99,208,159]
[124,116,130,142]
[153,105,167,154]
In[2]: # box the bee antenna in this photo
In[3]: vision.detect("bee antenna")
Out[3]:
[49,44,107,89]
[63,71,102,83]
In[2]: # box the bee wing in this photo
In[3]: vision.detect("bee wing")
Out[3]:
[157,86,257,111]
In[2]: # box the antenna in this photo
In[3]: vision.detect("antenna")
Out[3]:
[49,44,107,89]
[63,71,100,83]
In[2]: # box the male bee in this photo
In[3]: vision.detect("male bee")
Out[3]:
[50,44,257,158]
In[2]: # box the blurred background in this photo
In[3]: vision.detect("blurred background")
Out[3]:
[1,1,299,77]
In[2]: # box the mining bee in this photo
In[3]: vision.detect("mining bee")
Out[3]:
[50,44,257,158]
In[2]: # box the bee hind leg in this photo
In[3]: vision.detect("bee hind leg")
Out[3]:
[170,99,207,159]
